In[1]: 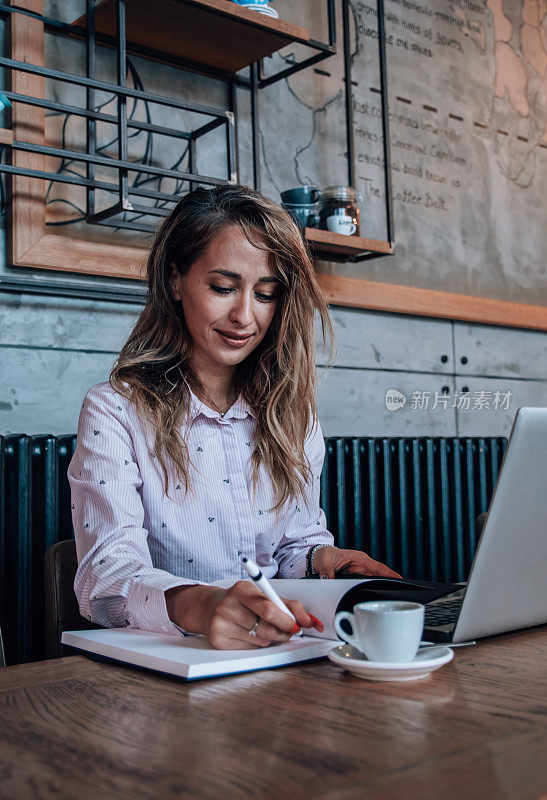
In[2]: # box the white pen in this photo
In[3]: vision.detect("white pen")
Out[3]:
[241,557,303,637]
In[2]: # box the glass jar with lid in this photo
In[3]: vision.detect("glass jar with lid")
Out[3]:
[319,186,360,237]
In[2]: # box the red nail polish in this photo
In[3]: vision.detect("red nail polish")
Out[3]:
[308,614,324,631]
[290,622,301,635]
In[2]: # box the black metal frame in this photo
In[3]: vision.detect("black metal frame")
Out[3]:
[340,0,393,261]
[257,0,336,89]
[0,3,236,233]
[0,0,393,299]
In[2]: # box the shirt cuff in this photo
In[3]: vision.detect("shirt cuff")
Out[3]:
[277,551,308,579]
[127,572,207,637]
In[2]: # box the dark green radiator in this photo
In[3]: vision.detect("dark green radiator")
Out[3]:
[320,437,507,584]
[1,435,77,666]
[0,434,506,665]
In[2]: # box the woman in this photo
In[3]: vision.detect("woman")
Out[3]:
[68,184,399,651]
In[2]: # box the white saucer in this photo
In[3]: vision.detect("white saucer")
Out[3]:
[328,643,454,681]
[244,5,279,17]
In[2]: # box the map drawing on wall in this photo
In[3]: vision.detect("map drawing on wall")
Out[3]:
[489,0,546,188]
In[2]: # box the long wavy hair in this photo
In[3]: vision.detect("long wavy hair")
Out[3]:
[110,184,334,510]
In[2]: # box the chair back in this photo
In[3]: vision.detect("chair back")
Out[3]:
[44,540,99,659]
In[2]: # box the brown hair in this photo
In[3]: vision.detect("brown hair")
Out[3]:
[110,184,333,510]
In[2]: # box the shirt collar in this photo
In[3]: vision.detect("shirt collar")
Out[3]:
[188,387,255,421]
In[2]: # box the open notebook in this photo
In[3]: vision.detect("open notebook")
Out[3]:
[62,576,458,680]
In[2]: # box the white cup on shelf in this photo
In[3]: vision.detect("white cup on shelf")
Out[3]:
[326,214,356,236]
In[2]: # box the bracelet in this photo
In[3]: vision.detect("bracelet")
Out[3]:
[306,544,322,576]
[306,544,336,577]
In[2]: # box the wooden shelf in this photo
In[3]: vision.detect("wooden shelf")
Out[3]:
[73,0,310,74]
[304,228,393,261]
[0,128,13,146]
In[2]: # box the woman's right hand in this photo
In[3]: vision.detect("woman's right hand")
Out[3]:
[166,581,322,649]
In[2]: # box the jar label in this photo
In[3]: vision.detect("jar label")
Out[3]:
[326,214,356,236]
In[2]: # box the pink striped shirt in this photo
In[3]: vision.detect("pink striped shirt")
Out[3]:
[68,381,333,636]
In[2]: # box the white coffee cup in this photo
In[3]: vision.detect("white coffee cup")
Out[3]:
[326,213,356,235]
[334,601,425,663]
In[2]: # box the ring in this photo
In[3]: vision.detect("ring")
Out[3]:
[248,619,260,637]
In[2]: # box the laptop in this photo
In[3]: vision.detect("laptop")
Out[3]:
[423,406,547,643]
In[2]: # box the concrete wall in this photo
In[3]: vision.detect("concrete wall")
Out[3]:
[1,292,545,437]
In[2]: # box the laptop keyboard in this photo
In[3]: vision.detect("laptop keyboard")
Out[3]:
[424,598,463,627]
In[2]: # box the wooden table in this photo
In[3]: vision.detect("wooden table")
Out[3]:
[1,628,545,800]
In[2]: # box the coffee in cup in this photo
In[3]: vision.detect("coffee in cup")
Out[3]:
[334,601,424,663]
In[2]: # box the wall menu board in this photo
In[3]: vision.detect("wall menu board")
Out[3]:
[260,0,546,312]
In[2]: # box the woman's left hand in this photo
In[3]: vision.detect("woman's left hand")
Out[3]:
[313,546,402,579]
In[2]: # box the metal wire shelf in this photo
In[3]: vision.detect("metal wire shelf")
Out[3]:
[0,0,393,302]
